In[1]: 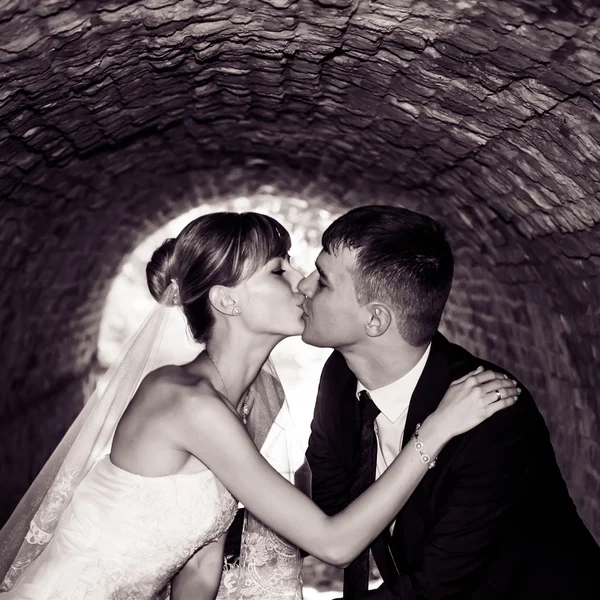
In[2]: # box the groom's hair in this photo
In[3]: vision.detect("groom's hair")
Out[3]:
[322,205,454,346]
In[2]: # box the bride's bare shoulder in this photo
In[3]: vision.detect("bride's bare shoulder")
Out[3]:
[137,366,240,440]
[140,365,214,401]
[138,365,232,421]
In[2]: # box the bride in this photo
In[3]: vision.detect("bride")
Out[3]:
[0,212,519,599]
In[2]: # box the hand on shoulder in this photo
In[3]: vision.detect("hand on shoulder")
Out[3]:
[432,367,521,438]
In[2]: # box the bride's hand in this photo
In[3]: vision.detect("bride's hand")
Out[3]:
[430,366,521,439]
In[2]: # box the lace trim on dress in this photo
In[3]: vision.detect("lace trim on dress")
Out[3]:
[217,513,303,600]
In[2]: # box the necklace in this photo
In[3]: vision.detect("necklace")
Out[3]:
[206,352,249,424]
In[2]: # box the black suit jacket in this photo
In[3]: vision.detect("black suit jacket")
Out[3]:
[306,333,600,600]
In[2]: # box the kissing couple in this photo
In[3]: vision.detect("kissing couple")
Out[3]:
[0,206,598,600]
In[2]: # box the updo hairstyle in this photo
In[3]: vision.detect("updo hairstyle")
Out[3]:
[146,212,291,343]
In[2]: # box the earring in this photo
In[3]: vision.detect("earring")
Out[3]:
[232,306,242,316]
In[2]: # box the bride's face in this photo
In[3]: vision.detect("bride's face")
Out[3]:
[235,255,305,338]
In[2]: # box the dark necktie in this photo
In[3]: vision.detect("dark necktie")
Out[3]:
[344,390,381,598]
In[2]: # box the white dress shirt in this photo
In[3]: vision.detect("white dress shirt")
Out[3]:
[356,344,431,533]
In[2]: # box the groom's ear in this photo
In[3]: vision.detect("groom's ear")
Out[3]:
[364,302,392,337]
[208,286,238,315]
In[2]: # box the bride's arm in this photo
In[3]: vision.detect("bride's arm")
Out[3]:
[179,369,518,568]
[182,405,442,567]
[171,534,226,600]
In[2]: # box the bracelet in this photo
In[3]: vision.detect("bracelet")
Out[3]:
[412,423,437,470]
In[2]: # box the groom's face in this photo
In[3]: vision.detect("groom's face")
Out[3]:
[299,247,366,349]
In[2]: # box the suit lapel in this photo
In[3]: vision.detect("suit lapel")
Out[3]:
[336,356,397,581]
[402,333,453,449]
[393,333,454,560]
[337,360,361,470]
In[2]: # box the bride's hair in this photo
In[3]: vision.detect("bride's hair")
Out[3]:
[146,212,291,342]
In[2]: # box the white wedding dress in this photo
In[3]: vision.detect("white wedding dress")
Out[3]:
[1,455,238,599]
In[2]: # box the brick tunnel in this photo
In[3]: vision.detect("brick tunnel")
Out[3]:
[0,0,599,542]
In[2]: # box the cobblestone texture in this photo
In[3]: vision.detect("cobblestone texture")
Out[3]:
[0,0,599,540]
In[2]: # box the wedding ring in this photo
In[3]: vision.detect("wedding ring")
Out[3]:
[495,389,502,401]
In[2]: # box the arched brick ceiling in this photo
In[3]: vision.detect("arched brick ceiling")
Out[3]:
[1,0,599,538]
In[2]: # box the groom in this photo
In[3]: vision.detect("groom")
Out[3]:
[300,206,599,600]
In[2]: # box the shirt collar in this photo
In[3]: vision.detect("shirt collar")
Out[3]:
[357,344,432,423]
